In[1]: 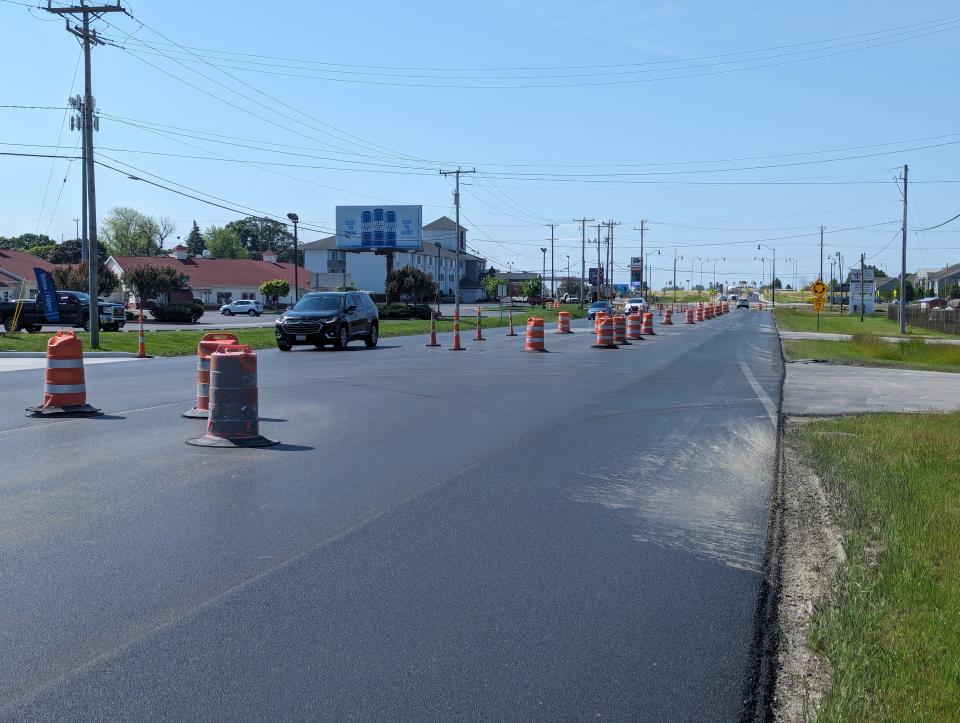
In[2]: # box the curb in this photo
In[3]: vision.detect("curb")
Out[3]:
[0,351,140,358]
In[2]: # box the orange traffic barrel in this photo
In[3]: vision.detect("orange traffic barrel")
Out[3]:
[26,330,101,416]
[525,317,546,352]
[663,307,673,325]
[474,306,485,341]
[613,314,630,345]
[556,310,573,334]
[696,303,705,322]
[641,311,655,335]
[187,345,278,448]
[426,310,441,347]
[184,332,239,418]
[626,313,644,340]
[592,316,617,348]
[684,307,695,324]
[450,307,464,351]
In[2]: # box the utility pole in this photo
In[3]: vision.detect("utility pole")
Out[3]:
[439,167,476,316]
[595,224,602,302]
[899,164,908,334]
[673,250,682,305]
[573,217,593,309]
[47,1,126,348]
[860,252,866,323]
[819,225,824,331]
[546,223,555,299]
[633,220,646,297]
[602,220,620,298]
[69,97,89,263]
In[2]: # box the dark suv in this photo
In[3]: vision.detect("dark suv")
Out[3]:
[275,291,379,351]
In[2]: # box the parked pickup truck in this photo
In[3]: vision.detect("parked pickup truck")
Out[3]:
[0,290,126,332]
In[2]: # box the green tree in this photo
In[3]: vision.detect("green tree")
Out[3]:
[0,233,54,251]
[481,273,505,300]
[224,216,294,260]
[185,221,205,257]
[51,258,120,297]
[48,239,84,264]
[26,243,56,260]
[101,207,172,256]
[385,265,437,302]
[557,276,580,297]
[521,276,542,297]
[204,225,249,259]
[120,264,187,308]
[259,279,290,308]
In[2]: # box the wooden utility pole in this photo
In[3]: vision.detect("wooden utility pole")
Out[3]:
[439,167,475,314]
[546,223,555,299]
[899,164,908,334]
[573,218,594,309]
[46,1,126,348]
[633,220,646,296]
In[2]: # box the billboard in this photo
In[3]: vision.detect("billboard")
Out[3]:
[848,269,876,314]
[589,267,604,286]
[336,205,422,250]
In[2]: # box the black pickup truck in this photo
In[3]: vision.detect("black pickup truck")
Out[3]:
[0,290,126,332]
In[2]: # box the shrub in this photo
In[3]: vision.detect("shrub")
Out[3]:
[376,303,434,320]
[151,302,204,323]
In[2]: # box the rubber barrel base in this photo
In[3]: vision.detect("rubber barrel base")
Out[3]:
[591,344,618,349]
[182,408,209,419]
[25,404,102,418]
[186,434,279,448]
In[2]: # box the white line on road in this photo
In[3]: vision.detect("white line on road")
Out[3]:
[738,355,778,426]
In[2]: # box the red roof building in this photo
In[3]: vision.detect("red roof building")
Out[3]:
[0,249,58,300]
[106,252,309,307]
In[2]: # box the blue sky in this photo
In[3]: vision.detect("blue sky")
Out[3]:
[2,0,958,288]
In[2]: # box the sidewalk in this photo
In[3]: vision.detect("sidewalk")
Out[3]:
[780,331,960,345]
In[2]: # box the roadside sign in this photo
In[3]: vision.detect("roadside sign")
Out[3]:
[811,297,825,312]
[810,279,827,295]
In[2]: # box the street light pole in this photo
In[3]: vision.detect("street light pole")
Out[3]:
[287,213,299,303]
[757,243,776,306]
[540,247,547,301]
[672,250,682,305]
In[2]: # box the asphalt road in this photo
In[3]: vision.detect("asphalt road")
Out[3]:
[0,310,783,720]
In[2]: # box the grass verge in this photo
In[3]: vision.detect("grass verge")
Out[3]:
[791,412,960,720]
[0,306,587,356]
[782,334,960,373]
[773,307,952,337]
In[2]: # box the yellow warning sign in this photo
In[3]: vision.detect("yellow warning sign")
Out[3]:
[810,279,827,295]
[811,297,826,312]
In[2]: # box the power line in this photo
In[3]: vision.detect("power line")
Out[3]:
[914,211,960,231]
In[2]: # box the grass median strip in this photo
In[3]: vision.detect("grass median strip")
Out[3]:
[783,334,960,373]
[773,307,952,337]
[792,412,960,720]
[0,307,588,356]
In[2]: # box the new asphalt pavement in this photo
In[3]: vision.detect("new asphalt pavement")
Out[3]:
[0,309,783,720]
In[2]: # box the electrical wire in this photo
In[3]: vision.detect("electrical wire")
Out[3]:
[914,211,960,231]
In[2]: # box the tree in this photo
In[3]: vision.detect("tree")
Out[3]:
[26,243,56,260]
[481,274,505,300]
[0,233,53,251]
[521,277,542,297]
[51,258,120,297]
[156,216,176,253]
[385,265,437,302]
[48,239,84,264]
[224,216,293,260]
[120,264,187,308]
[772,277,783,289]
[259,279,290,308]
[185,221,205,257]
[557,276,580,297]
[204,225,249,259]
[101,207,166,256]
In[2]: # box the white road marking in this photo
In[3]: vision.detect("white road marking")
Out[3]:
[738,355,778,426]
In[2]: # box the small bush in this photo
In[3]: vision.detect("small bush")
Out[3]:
[376,303,434,320]
[151,302,204,323]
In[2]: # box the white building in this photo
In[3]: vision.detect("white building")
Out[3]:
[302,216,488,302]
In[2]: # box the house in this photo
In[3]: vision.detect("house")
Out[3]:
[928,263,960,297]
[301,217,488,302]
[106,246,309,307]
[0,249,58,301]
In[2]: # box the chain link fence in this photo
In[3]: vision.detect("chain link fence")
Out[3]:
[887,304,960,335]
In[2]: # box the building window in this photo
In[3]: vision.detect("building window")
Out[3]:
[217,292,233,304]
[241,291,255,300]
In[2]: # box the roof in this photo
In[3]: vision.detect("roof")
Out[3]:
[301,235,337,250]
[0,249,57,282]
[108,255,309,289]
[422,216,466,233]
[930,262,960,279]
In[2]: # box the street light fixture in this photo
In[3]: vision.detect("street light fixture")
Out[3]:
[757,243,776,306]
[286,212,299,304]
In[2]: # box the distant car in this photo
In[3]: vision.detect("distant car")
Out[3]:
[274,291,379,351]
[623,297,647,315]
[561,293,578,303]
[736,298,750,309]
[220,299,263,316]
[587,301,613,320]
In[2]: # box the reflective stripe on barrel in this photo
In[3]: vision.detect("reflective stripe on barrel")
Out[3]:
[626,313,643,339]
[641,312,655,335]
[613,315,627,344]
[556,310,572,334]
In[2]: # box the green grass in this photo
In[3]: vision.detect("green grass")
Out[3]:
[793,412,960,721]
[0,307,587,356]
[774,307,952,338]
[783,334,960,373]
